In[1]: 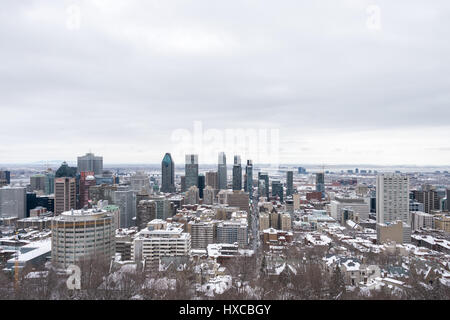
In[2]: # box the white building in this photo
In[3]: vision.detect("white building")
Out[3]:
[376,174,409,225]
[51,208,116,268]
[132,224,191,268]
[410,211,434,231]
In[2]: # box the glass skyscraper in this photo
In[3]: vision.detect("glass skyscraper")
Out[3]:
[185,154,199,190]
[161,153,175,193]
[218,152,227,190]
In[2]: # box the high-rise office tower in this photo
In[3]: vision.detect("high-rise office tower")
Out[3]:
[185,154,198,190]
[0,170,11,186]
[148,194,171,220]
[186,186,200,205]
[113,189,137,228]
[245,160,253,198]
[232,155,242,191]
[286,171,293,197]
[78,171,95,209]
[161,153,175,193]
[205,171,218,190]
[412,184,440,213]
[258,172,269,199]
[315,173,325,198]
[44,170,55,195]
[136,200,157,231]
[376,173,410,224]
[271,180,283,202]
[203,185,215,205]
[30,174,46,192]
[77,152,103,176]
[130,172,151,193]
[198,175,205,199]
[0,186,26,218]
[54,177,77,215]
[218,152,227,190]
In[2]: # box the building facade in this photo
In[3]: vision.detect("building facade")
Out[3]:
[376,173,409,225]
[77,152,103,175]
[161,153,175,193]
[54,177,76,215]
[51,208,115,268]
[185,154,199,190]
[218,152,227,190]
[232,155,242,191]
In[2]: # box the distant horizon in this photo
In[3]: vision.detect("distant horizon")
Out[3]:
[1,161,450,170]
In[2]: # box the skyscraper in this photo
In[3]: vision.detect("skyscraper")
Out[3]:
[198,175,205,199]
[186,186,200,205]
[185,154,199,190]
[412,184,440,213]
[271,180,283,202]
[205,171,218,190]
[77,152,103,176]
[30,174,46,192]
[376,173,410,224]
[130,172,151,193]
[258,172,269,199]
[137,200,157,231]
[232,155,242,191]
[0,170,11,186]
[54,177,76,215]
[245,160,253,198]
[78,171,95,209]
[203,185,215,205]
[44,170,55,195]
[161,153,175,193]
[286,171,293,197]
[315,173,325,198]
[0,186,26,218]
[218,152,227,190]
[113,189,137,228]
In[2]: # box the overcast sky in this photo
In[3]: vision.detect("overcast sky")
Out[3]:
[1,0,449,165]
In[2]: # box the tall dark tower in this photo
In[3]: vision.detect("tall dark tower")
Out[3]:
[161,153,175,193]
[245,160,253,199]
[232,155,242,191]
[286,171,293,197]
[316,172,325,198]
